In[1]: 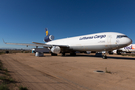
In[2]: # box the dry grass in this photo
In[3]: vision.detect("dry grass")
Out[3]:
[0,59,28,90]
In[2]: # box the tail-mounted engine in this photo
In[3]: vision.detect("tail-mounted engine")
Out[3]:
[44,35,54,42]
[44,28,54,42]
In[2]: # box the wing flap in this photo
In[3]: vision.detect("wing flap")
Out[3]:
[32,42,45,45]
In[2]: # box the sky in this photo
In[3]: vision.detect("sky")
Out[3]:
[0,0,135,49]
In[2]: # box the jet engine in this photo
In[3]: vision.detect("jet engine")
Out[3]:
[51,46,61,54]
[44,35,54,42]
[85,51,91,54]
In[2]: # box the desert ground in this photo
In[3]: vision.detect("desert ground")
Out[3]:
[0,53,135,90]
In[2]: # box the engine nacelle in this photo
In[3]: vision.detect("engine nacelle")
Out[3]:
[44,35,54,42]
[51,46,61,54]
[85,51,91,54]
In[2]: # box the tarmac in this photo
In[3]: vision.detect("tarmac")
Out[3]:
[0,53,135,90]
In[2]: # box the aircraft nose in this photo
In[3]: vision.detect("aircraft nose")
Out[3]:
[117,37,132,48]
[127,37,132,45]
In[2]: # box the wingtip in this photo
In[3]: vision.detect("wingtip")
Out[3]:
[2,39,6,44]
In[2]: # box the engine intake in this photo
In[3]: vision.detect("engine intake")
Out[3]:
[51,46,60,54]
[44,35,54,42]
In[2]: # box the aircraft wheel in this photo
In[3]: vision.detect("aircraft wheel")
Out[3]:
[70,52,76,56]
[102,55,107,59]
[62,53,65,56]
[51,53,57,56]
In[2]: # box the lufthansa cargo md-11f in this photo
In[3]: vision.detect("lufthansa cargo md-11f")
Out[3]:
[3,28,132,59]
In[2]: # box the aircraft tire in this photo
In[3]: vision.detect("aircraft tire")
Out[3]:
[51,53,57,56]
[70,52,76,56]
[62,53,65,56]
[102,55,107,59]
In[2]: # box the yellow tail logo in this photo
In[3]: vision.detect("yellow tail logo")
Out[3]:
[45,28,49,36]
[46,30,48,36]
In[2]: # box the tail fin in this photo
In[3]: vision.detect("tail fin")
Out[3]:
[44,28,54,42]
[45,28,50,36]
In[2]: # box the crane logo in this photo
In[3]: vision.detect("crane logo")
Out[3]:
[46,30,48,36]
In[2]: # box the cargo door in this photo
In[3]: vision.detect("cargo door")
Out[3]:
[107,35,112,48]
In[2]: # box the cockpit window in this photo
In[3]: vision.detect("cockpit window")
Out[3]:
[117,35,128,38]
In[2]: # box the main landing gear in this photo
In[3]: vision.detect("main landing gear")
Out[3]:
[62,52,65,56]
[70,52,76,56]
[51,52,57,56]
[62,52,76,56]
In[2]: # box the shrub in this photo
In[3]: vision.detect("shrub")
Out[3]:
[0,84,9,90]
[19,86,28,90]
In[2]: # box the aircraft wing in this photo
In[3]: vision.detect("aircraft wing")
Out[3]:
[3,40,69,48]
[32,42,69,48]
[32,42,46,45]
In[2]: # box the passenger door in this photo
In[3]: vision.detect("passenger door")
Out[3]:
[107,35,112,48]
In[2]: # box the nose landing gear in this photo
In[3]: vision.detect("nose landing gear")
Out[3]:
[102,53,107,59]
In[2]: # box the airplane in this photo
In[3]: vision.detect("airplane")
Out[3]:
[112,44,135,54]
[3,28,132,59]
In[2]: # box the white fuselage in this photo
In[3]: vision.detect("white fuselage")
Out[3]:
[46,32,132,52]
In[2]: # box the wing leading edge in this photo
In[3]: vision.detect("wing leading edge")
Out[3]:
[3,39,69,48]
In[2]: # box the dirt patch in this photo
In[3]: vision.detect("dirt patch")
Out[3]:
[0,59,27,90]
[0,53,135,90]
